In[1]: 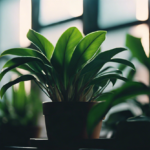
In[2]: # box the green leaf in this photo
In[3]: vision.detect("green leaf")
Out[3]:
[126,69,135,80]
[87,81,150,136]
[91,79,109,96]
[126,34,150,70]
[97,69,123,77]
[110,58,135,70]
[87,101,109,136]
[99,66,115,74]
[13,82,26,113]
[91,74,128,86]
[27,29,54,60]
[81,48,127,78]
[0,56,9,62]
[17,64,36,73]
[94,69,122,87]
[95,92,113,101]
[51,27,83,88]
[17,64,47,83]
[11,68,23,76]
[68,30,107,78]
[0,48,50,66]
[0,57,46,81]
[118,56,133,71]
[110,78,117,86]
[111,82,150,106]
[0,75,36,98]
[97,47,127,60]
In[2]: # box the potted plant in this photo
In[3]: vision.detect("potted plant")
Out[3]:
[0,27,135,143]
[87,34,150,148]
[0,79,42,146]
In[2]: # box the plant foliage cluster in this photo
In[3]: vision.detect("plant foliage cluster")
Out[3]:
[87,34,150,135]
[0,81,41,126]
[0,27,135,102]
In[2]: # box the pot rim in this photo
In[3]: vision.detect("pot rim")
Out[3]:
[42,101,104,104]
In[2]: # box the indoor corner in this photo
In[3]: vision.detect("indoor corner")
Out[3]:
[0,0,150,150]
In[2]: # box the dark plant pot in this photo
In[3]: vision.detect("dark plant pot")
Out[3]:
[0,125,41,146]
[115,116,150,149]
[43,102,103,144]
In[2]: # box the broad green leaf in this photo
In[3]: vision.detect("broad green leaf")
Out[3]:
[110,58,135,70]
[87,82,150,136]
[34,80,51,98]
[95,92,113,101]
[90,80,110,99]
[118,56,133,71]
[111,82,150,106]
[17,64,36,73]
[0,48,50,66]
[0,56,9,62]
[87,47,101,64]
[97,69,123,77]
[97,47,127,60]
[94,70,122,87]
[17,64,47,83]
[0,75,36,98]
[126,34,150,70]
[91,74,128,86]
[13,82,26,113]
[126,69,135,80]
[110,78,117,86]
[87,101,110,137]
[0,57,47,81]
[99,66,115,74]
[11,68,23,76]
[81,48,127,77]
[27,29,54,60]
[51,27,83,88]
[68,30,107,78]
[80,48,127,87]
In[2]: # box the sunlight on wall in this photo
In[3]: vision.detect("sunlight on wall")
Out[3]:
[20,0,31,47]
[39,0,83,25]
[24,80,31,96]
[68,0,83,17]
[130,24,149,57]
[136,0,149,21]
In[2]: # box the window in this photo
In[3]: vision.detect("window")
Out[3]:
[39,0,83,26]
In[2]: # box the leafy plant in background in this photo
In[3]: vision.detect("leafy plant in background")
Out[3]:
[0,81,41,127]
[0,27,136,138]
[0,27,134,102]
[87,34,150,136]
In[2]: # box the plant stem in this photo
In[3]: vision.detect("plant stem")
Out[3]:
[91,80,110,101]
[34,80,51,99]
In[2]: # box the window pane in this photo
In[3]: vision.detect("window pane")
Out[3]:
[98,0,137,28]
[39,19,83,46]
[39,0,83,25]
[0,0,20,52]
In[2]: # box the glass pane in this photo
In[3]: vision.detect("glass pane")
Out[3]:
[39,19,83,46]
[0,0,20,52]
[39,0,83,25]
[98,0,137,28]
